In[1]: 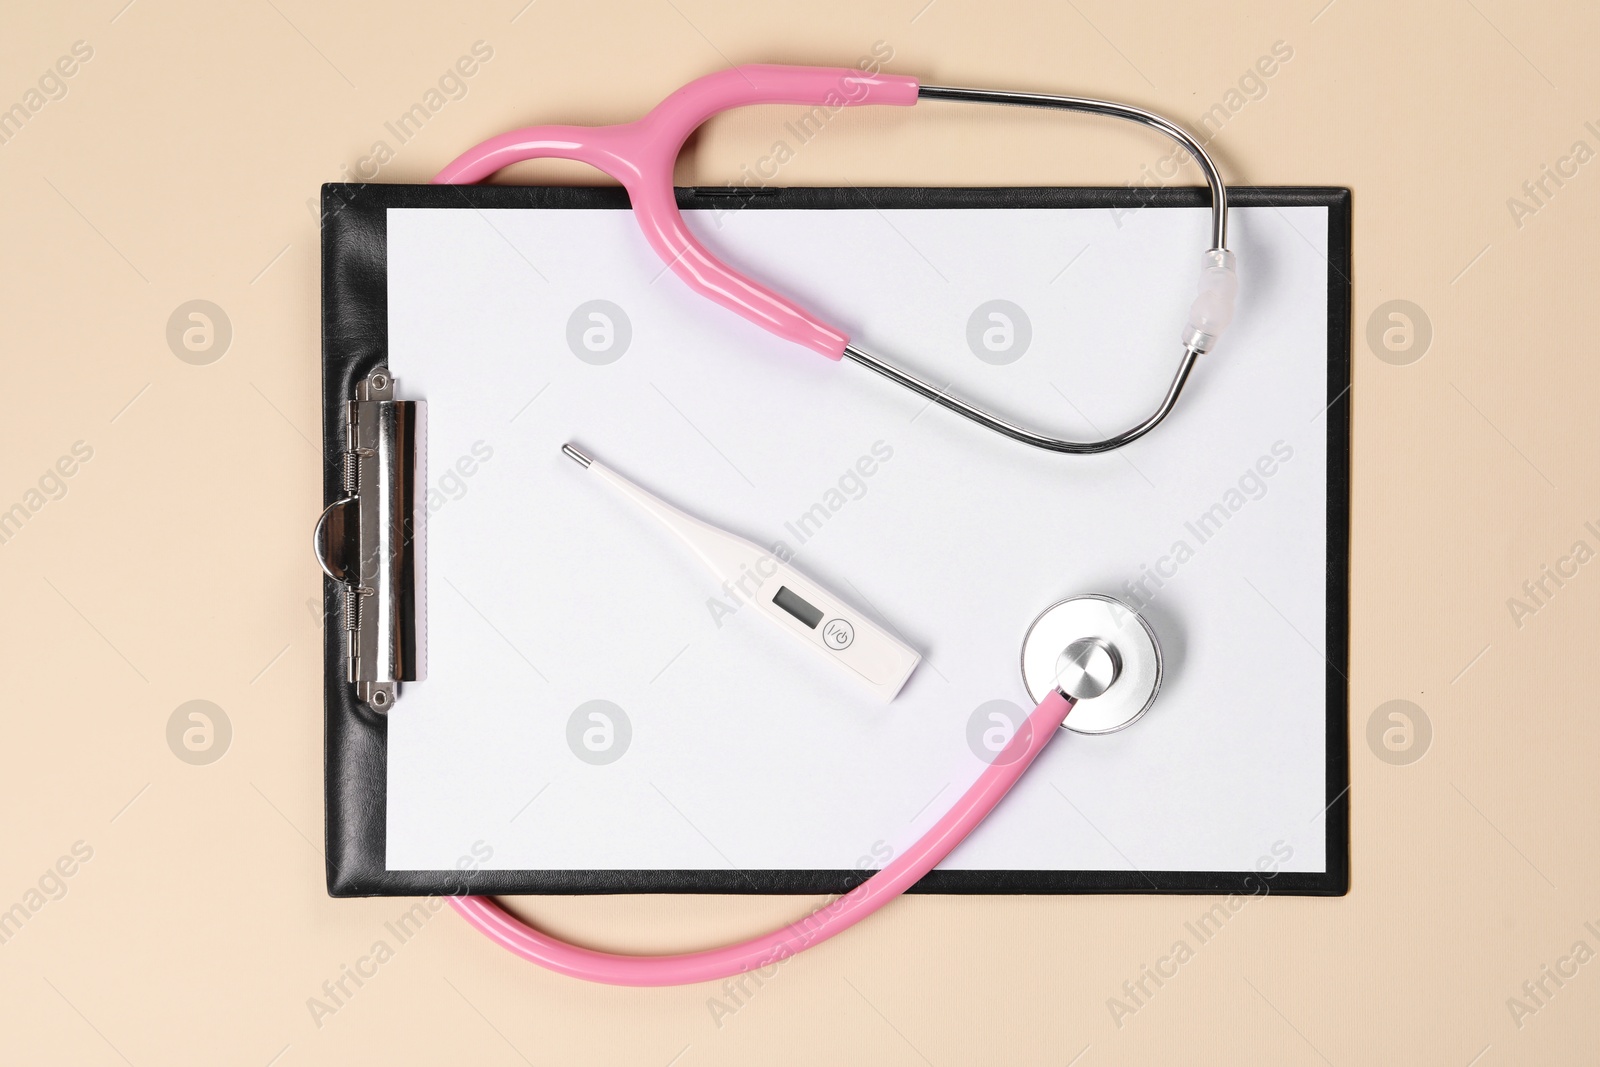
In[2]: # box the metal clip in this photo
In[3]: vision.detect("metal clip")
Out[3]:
[313,367,425,712]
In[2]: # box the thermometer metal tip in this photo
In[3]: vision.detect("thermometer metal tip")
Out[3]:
[565,444,920,701]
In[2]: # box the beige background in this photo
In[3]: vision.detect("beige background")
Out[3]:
[1,0,1594,1063]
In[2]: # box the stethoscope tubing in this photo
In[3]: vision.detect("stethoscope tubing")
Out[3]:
[428,65,1212,983]
[448,691,1073,986]
[433,64,1234,456]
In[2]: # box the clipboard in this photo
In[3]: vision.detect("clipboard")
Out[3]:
[320,183,1351,898]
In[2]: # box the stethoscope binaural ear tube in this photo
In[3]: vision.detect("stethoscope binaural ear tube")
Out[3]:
[447,595,1162,985]
[846,84,1236,454]
[435,65,1234,455]
[434,65,921,360]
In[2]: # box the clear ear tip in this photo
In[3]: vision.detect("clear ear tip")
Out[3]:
[1183,248,1238,353]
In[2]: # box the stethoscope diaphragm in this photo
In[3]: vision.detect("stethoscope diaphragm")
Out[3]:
[1021,594,1163,734]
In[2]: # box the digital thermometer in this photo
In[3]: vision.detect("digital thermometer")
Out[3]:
[562,443,920,701]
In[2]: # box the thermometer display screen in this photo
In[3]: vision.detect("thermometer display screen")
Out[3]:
[772,586,823,629]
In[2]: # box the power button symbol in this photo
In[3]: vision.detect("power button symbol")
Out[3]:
[822,619,854,650]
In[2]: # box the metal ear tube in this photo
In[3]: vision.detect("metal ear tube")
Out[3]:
[842,83,1235,454]
[435,64,1237,456]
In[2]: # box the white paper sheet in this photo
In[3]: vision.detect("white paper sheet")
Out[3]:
[383,200,1332,878]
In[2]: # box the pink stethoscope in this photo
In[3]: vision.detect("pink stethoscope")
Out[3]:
[433,65,1233,985]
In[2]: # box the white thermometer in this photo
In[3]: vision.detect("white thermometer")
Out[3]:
[562,443,920,701]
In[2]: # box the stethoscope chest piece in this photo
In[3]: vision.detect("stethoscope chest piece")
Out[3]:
[1021,595,1163,733]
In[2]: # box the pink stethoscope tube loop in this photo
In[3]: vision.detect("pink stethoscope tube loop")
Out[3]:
[434,69,1079,983]
[423,64,1215,983]
[448,691,1073,986]
[434,63,1235,456]
[434,64,919,359]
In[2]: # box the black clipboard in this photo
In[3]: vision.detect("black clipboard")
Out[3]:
[320,183,1351,898]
